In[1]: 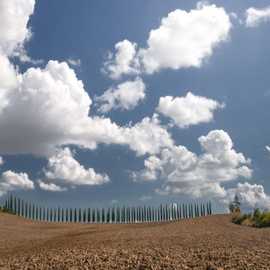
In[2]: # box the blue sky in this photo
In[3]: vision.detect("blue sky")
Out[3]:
[1,0,270,211]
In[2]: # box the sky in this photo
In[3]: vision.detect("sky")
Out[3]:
[1,0,270,212]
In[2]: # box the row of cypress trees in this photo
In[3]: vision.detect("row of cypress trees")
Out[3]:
[2,194,212,223]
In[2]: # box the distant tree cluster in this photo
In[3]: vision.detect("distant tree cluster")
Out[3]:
[229,194,270,228]
[229,195,241,213]
[1,194,213,223]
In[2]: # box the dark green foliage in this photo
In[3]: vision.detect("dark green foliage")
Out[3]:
[229,195,241,213]
[74,208,77,223]
[232,208,270,228]
[78,208,82,223]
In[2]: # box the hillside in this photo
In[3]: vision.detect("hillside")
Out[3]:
[0,213,270,269]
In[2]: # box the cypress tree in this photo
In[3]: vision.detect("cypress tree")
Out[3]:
[121,207,124,223]
[35,205,37,220]
[69,208,73,222]
[4,198,8,212]
[45,208,48,222]
[61,207,63,222]
[87,208,90,223]
[25,202,29,219]
[13,196,17,215]
[18,198,21,216]
[10,194,13,213]
[78,208,82,223]
[105,208,109,223]
[179,203,182,219]
[123,206,126,223]
[74,208,77,223]
[97,208,100,223]
[46,207,48,222]
[50,208,52,222]
[125,207,128,223]
[92,208,95,223]
[111,207,115,223]
[130,207,133,223]
[22,200,26,218]
[82,209,85,223]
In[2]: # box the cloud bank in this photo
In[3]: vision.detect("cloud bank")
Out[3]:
[134,130,252,200]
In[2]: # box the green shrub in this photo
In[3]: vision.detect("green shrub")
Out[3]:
[232,208,270,228]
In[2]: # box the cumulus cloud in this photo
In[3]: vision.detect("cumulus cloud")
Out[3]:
[105,3,231,77]
[0,54,18,91]
[134,130,252,198]
[266,145,270,153]
[225,182,270,210]
[103,40,140,80]
[246,6,270,27]
[0,0,35,57]
[0,157,3,166]
[0,170,34,196]
[44,147,110,186]
[157,92,224,128]
[38,181,67,192]
[0,60,92,155]
[0,59,173,157]
[95,77,146,113]
[121,114,174,156]
[140,3,231,74]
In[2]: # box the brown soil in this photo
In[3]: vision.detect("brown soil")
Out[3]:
[0,213,270,269]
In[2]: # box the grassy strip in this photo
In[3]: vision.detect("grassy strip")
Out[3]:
[232,209,270,228]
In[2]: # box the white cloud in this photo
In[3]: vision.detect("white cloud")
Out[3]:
[139,3,231,74]
[246,6,270,27]
[157,92,224,128]
[225,182,270,210]
[266,145,270,153]
[0,0,35,56]
[0,59,173,157]
[0,157,3,166]
[0,170,34,196]
[103,40,140,80]
[0,54,18,91]
[121,114,174,156]
[104,3,231,77]
[44,147,110,186]
[135,130,252,198]
[38,181,67,192]
[95,77,146,113]
[0,60,92,156]
[67,58,81,67]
